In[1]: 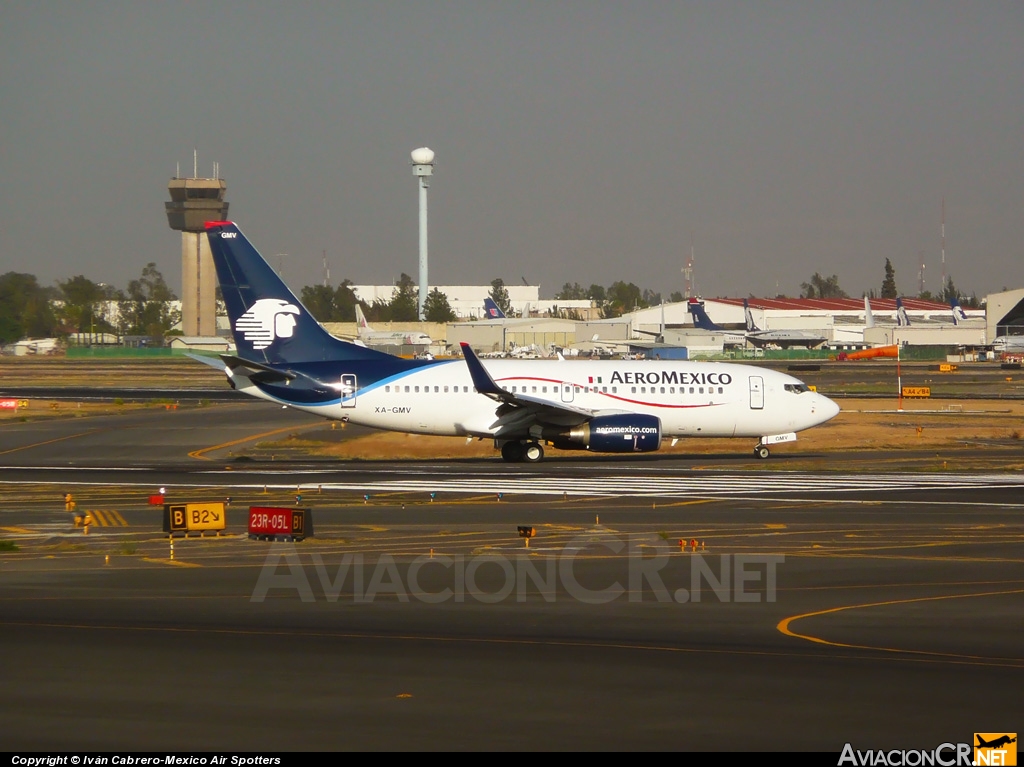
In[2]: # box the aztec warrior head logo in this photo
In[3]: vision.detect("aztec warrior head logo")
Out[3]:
[235,299,300,350]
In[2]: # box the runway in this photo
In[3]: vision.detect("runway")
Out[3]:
[1,401,1022,750]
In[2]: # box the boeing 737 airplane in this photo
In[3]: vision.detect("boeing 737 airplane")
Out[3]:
[354,303,432,346]
[197,221,840,461]
[687,299,826,349]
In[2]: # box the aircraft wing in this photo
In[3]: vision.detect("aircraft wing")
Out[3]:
[461,343,598,430]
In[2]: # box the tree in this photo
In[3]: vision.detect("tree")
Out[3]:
[880,259,897,299]
[301,279,364,322]
[0,272,58,343]
[423,288,456,322]
[300,284,338,321]
[58,275,109,335]
[939,275,959,304]
[389,273,418,321]
[489,279,512,316]
[333,279,361,322]
[605,281,645,316]
[587,284,607,306]
[555,282,587,300]
[669,291,684,303]
[800,273,848,299]
[119,263,179,342]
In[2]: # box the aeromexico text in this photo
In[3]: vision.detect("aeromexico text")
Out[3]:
[609,371,733,386]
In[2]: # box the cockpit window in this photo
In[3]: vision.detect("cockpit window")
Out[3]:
[784,383,811,394]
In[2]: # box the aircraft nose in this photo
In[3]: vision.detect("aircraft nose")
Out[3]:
[815,394,841,423]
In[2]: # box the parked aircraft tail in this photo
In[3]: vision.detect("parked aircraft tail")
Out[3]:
[204,221,392,365]
[743,299,761,333]
[864,296,875,329]
[688,299,724,331]
[951,297,968,325]
[896,297,911,327]
[483,297,506,319]
[354,303,374,332]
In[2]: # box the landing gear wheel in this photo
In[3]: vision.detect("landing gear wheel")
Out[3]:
[754,445,770,459]
[501,441,525,462]
[523,442,545,463]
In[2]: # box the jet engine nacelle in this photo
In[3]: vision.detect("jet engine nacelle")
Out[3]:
[553,414,662,453]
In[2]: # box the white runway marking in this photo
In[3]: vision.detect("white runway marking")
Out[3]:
[255,472,1024,499]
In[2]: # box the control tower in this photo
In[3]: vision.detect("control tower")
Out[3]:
[165,173,228,337]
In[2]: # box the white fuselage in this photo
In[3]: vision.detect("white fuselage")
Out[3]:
[234,359,840,441]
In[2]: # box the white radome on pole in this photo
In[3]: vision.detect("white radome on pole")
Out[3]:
[411,147,435,165]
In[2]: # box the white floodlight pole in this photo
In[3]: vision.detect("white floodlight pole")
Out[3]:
[411,147,435,320]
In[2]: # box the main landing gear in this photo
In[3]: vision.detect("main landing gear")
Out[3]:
[500,441,545,463]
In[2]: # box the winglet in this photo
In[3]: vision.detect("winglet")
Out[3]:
[460,343,506,399]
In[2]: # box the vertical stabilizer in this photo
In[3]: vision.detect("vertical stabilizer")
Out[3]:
[354,303,374,335]
[688,299,723,331]
[743,299,760,333]
[864,296,875,329]
[896,297,911,327]
[204,221,393,364]
[483,297,506,319]
[951,297,967,325]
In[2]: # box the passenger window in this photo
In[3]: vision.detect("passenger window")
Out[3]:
[404,386,410,393]
[415,386,420,393]
[385,386,390,393]
[631,387,636,394]
[444,386,449,393]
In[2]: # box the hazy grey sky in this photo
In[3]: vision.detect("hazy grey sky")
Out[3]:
[2,2,1021,300]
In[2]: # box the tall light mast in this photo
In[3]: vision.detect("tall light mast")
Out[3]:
[940,198,946,293]
[411,147,435,320]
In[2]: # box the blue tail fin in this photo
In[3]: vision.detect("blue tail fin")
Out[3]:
[743,299,760,332]
[688,299,723,331]
[483,297,506,319]
[205,221,393,364]
[951,297,967,325]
